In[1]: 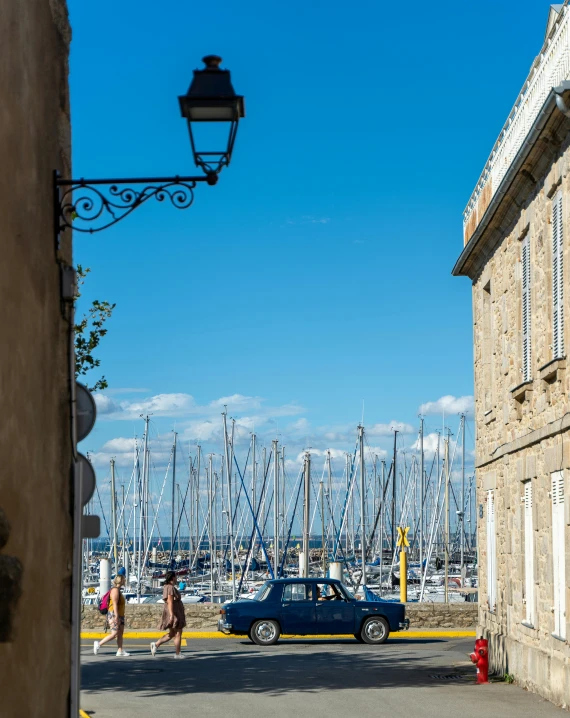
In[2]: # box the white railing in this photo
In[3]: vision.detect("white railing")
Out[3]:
[464,2,570,242]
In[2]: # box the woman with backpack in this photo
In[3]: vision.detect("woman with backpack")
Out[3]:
[93,568,130,657]
[150,571,186,658]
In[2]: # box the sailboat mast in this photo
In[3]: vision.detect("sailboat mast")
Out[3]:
[359,425,366,587]
[223,411,236,601]
[444,431,450,604]
[320,478,325,575]
[195,446,201,558]
[302,451,310,577]
[171,432,177,557]
[392,430,398,559]
[460,413,466,579]
[419,417,425,576]
[137,417,150,603]
[251,434,256,535]
[208,454,213,602]
[272,439,279,577]
[110,458,118,573]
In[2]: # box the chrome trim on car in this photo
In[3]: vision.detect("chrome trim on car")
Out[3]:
[218,618,233,634]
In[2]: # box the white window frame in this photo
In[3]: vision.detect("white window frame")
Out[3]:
[522,234,532,382]
[552,191,565,359]
[523,481,535,626]
[487,489,497,612]
[551,471,566,640]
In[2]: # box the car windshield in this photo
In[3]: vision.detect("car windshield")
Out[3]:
[253,582,272,602]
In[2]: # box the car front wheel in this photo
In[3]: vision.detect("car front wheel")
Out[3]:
[360,616,389,645]
[250,619,280,646]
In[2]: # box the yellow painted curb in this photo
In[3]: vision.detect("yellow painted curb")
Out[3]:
[81,630,475,640]
[79,710,90,718]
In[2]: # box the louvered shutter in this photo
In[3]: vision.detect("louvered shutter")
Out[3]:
[487,490,496,611]
[522,235,532,381]
[553,192,565,359]
[524,482,534,625]
[552,471,566,639]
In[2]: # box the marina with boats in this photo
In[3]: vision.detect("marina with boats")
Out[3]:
[83,413,477,606]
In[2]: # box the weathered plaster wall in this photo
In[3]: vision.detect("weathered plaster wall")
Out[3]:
[81,603,478,631]
[0,1,73,717]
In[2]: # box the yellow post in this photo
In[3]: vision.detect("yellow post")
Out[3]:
[397,527,410,604]
[400,550,407,603]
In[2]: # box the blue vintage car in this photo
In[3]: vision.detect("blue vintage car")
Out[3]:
[218,577,409,646]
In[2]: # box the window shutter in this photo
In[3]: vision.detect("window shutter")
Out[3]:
[551,471,566,639]
[487,489,496,611]
[524,482,534,625]
[522,235,532,381]
[553,192,565,359]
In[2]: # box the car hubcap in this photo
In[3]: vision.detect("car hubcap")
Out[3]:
[365,620,385,641]
[256,622,275,641]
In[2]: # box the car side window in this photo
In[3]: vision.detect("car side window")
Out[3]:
[282,583,313,602]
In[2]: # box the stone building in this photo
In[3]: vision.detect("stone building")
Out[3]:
[0,2,75,717]
[453,3,570,708]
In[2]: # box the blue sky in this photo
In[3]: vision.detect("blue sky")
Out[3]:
[69,1,552,484]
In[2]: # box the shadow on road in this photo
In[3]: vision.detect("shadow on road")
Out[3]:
[82,645,474,697]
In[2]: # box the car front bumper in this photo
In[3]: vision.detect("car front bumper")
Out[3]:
[399,619,410,631]
[218,618,233,635]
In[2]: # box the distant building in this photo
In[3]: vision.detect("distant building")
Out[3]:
[453,3,570,707]
[0,1,74,716]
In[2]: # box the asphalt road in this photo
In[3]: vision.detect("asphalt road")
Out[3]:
[81,637,563,718]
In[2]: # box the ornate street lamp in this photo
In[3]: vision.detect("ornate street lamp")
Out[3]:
[54,56,244,240]
[180,54,245,175]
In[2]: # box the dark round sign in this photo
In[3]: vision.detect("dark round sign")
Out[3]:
[76,452,96,506]
[76,382,97,442]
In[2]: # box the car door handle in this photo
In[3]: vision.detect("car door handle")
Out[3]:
[283,603,290,607]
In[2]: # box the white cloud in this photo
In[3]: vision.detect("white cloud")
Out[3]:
[367,421,415,436]
[101,437,138,453]
[411,432,442,456]
[285,216,331,226]
[418,395,474,417]
[93,391,304,423]
[94,394,121,415]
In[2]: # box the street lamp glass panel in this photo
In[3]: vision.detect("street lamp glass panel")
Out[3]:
[179,55,245,174]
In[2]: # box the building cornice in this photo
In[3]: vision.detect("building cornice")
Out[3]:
[452,83,570,280]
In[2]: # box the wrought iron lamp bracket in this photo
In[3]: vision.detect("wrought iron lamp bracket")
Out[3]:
[53,171,217,239]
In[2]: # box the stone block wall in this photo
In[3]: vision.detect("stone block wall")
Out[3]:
[81,602,477,631]
[468,94,570,710]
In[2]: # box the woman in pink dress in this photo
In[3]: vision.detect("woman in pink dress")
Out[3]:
[150,571,187,658]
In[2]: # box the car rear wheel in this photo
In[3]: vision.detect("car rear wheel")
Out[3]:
[360,616,389,645]
[250,619,280,646]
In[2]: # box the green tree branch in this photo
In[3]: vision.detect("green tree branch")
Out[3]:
[74,265,116,392]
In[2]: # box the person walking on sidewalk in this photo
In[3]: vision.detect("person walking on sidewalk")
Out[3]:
[150,571,187,659]
[94,568,130,657]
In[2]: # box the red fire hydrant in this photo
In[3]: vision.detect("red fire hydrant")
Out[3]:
[470,637,489,684]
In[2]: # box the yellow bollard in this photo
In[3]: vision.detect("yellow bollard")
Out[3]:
[400,549,407,603]
[396,526,410,604]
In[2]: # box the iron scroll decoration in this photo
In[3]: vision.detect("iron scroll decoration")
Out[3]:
[54,174,215,234]
[53,54,244,240]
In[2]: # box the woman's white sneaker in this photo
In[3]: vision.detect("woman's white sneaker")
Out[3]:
[173,653,186,659]
[116,649,130,657]
[150,642,157,657]
[93,641,100,655]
